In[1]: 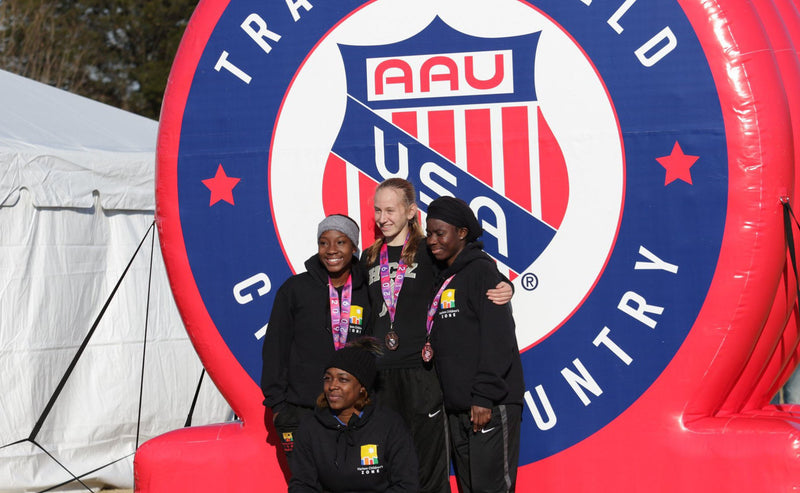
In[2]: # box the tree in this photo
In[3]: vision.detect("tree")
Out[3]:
[0,1,94,92]
[0,0,197,119]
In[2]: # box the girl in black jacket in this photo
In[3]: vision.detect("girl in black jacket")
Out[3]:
[261,215,373,461]
[426,196,525,493]
[289,338,418,493]
[362,178,513,493]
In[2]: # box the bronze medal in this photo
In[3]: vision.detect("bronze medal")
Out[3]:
[385,330,399,350]
[421,341,434,362]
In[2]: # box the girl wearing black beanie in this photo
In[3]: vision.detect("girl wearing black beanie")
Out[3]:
[261,214,372,467]
[426,196,526,493]
[288,338,419,493]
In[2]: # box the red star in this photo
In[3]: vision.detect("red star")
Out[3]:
[656,141,699,185]
[202,164,241,206]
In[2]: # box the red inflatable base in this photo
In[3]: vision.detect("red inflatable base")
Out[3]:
[134,423,285,492]
[134,410,800,492]
[523,414,800,491]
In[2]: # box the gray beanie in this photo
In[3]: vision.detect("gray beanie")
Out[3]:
[317,214,360,249]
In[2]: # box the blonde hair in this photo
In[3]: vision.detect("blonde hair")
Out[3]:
[365,178,424,265]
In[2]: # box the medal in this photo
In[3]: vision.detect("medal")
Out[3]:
[385,330,399,350]
[424,275,455,361]
[421,341,433,362]
[380,235,409,351]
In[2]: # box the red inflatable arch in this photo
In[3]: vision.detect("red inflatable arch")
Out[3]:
[136,0,800,490]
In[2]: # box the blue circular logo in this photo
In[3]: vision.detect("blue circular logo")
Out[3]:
[166,0,726,464]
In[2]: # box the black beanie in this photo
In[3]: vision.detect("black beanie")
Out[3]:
[325,341,378,390]
[426,196,483,242]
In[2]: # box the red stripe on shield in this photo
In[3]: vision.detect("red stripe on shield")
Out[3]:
[392,111,418,138]
[502,106,532,212]
[323,154,348,216]
[465,108,493,185]
[428,109,456,162]
[358,172,379,247]
[538,107,569,229]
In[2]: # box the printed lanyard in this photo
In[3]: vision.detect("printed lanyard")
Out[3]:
[329,275,353,351]
[426,275,455,337]
[379,234,409,324]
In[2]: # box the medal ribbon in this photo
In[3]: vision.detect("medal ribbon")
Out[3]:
[379,234,410,324]
[426,275,455,337]
[329,275,353,351]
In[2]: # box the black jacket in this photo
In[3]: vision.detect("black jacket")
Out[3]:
[289,403,419,493]
[430,243,525,412]
[261,255,372,411]
[361,237,436,370]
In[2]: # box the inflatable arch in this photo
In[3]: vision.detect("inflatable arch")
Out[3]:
[136,0,800,490]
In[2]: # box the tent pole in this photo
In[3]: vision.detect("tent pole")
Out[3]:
[135,223,157,450]
[185,369,206,427]
[28,221,156,442]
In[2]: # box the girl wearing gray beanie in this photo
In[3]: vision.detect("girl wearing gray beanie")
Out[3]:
[261,214,373,474]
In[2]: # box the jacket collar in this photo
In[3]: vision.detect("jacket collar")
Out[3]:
[314,401,375,430]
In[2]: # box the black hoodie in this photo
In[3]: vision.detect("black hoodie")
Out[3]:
[261,255,372,412]
[289,403,419,493]
[430,242,525,412]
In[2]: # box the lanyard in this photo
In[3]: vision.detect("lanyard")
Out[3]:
[426,275,455,337]
[379,234,409,325]
[329,275,353,350]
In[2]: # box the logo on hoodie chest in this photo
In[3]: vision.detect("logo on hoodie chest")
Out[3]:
[437,288,458,319]
[357,444,384,475]
[348,304,365,335]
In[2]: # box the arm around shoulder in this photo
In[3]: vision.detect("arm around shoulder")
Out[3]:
[484,251,514,304]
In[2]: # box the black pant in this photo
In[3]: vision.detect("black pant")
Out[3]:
[375,366,451,493]
[448,404,522,493]
[273,403,314,460]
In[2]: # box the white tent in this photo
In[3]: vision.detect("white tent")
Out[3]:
[0,69,230,492]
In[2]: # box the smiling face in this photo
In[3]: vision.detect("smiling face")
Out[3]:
[426,218,468,266]
[374,186,418,246]
[318,230,356,284]
[323,367,364,415]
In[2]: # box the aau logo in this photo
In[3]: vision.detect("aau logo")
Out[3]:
[325,18,567,274]
[270,9,624,350]
[162,0,728,467]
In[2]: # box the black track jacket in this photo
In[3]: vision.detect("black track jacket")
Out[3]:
[289,403,419,492]
[429,243,525,412]
[261,255,372,412]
